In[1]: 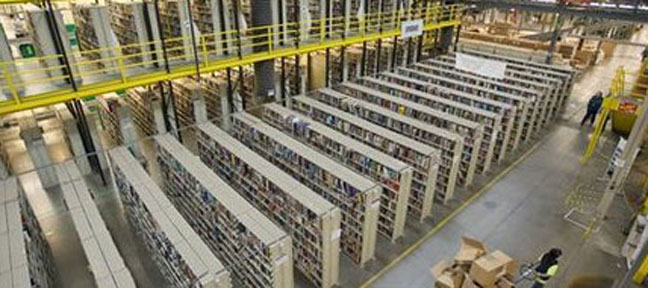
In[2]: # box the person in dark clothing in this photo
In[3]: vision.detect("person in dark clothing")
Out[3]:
[531,248,563,288]
[642,46,648,62]
[581,92,604,126]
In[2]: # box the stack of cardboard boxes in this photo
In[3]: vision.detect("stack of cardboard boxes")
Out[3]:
[431,237,518,288]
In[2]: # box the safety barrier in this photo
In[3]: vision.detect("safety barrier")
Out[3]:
[0,4,463,114]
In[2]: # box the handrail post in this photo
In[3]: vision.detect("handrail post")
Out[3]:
[3,63,19,104]
[267,26,273,53]
[320,17,325,43]
[116,47,127,83]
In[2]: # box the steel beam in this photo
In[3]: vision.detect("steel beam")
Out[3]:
[468,0,648,23]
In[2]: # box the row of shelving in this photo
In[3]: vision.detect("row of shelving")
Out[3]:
[0,177,55,288]
[288,95,441,222]
[260,103,413,242]
[230,112,382,267]
[72,3,118,71]
[125,86,161,137]
[357,76,502,174]
[109,147,232,288]
[395,66,530,154]
[432,55,556,131]
[195,122,341,288]
[412,61,542,143]
[335,82,484,188]
[378,71,517,162]
[453,48,577,107]
[54,161,136,288]
[154,134,294,288]
[309,87,463,202]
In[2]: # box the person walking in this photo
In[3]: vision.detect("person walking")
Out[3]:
[531,248,562,288]
[581,91,604,126]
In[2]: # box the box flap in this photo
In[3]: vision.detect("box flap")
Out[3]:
[431,260,453,278]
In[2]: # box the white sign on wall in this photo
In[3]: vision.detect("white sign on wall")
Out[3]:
[455,52,508,80]
[401,19,423,38]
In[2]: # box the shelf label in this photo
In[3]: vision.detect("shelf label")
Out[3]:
[455,53,507,80]
[331,229,342,240]
[401,20,423,39]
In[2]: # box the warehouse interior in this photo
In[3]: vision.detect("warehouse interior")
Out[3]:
[0,0,647,288]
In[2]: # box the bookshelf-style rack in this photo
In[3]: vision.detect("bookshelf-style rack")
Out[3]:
[414,61,543,142]
[196,122,341,288]
[72,3,118,71]
[98,93,128,147]
[154,134,294,288]
[449,50,571,120]
[290,95,441,221]
[328,47,346,86]
[433,55,556,131]
[276,56,307,97]
[54,161,137,288]
[359,76,501,174]
[312,88,463,203]
[169,78,205,128]
[230,112,381,267]
[195,73,226,126]
[109,147,232,288]
[0,177,55,288]
[107,0,153,65]
[336,82,483,187]
[380,71,517,163]
[125,86,159,136]
[454,48,576,107]
[260,103,413,242]
[396,67,530,154]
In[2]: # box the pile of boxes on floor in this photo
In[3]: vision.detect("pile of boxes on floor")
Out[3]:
[432,236,518,288]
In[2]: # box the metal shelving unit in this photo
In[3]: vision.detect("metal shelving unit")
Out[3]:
[336,82,484,187]
[413,62,542,142]
[311,87,464,202]
[396,67,530,155]
[379,71,516,163]
[0,177,55,288]
[359,76,501,174]
[290,95,441,221]
[230,112,381,267]
[54,161,136,288]
[155,134,294,288]
[260,103,413,242]
[109,147,232,288]
[196,122,342,288]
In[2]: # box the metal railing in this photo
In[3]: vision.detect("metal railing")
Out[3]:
[0,4,463,114]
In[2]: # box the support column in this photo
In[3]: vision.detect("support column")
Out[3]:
[438,0,455,53]
[595,96,648,229]
[546,13,563,64]
[251,0,276,107]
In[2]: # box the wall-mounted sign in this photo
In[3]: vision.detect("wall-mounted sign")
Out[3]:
[401,19,423,38]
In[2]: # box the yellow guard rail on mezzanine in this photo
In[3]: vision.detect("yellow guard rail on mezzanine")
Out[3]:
[0,3,463,115]
[581,58,648,164]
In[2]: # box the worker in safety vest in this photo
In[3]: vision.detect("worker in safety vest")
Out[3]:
[532,248,562,288]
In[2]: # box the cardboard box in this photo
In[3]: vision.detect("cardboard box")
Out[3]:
[469,253,507,287]
[461,274,479,288]
[431,259,453,278]
[455,236,487,263]
[491,250,518,277]
[436,271,464,288]
[496,277,515,288]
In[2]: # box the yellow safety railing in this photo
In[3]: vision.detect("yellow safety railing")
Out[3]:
[0,3,463,114]
[582,58,648,164]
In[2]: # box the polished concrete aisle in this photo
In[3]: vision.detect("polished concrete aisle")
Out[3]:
[370,30,648,287]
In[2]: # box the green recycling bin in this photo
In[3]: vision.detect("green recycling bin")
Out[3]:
[19,43,35,58]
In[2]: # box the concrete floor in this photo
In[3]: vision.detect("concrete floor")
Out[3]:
[2,28,646,288]
[369,28,648,288]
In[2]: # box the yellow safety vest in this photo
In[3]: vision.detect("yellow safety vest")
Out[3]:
[535,264,558,284]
